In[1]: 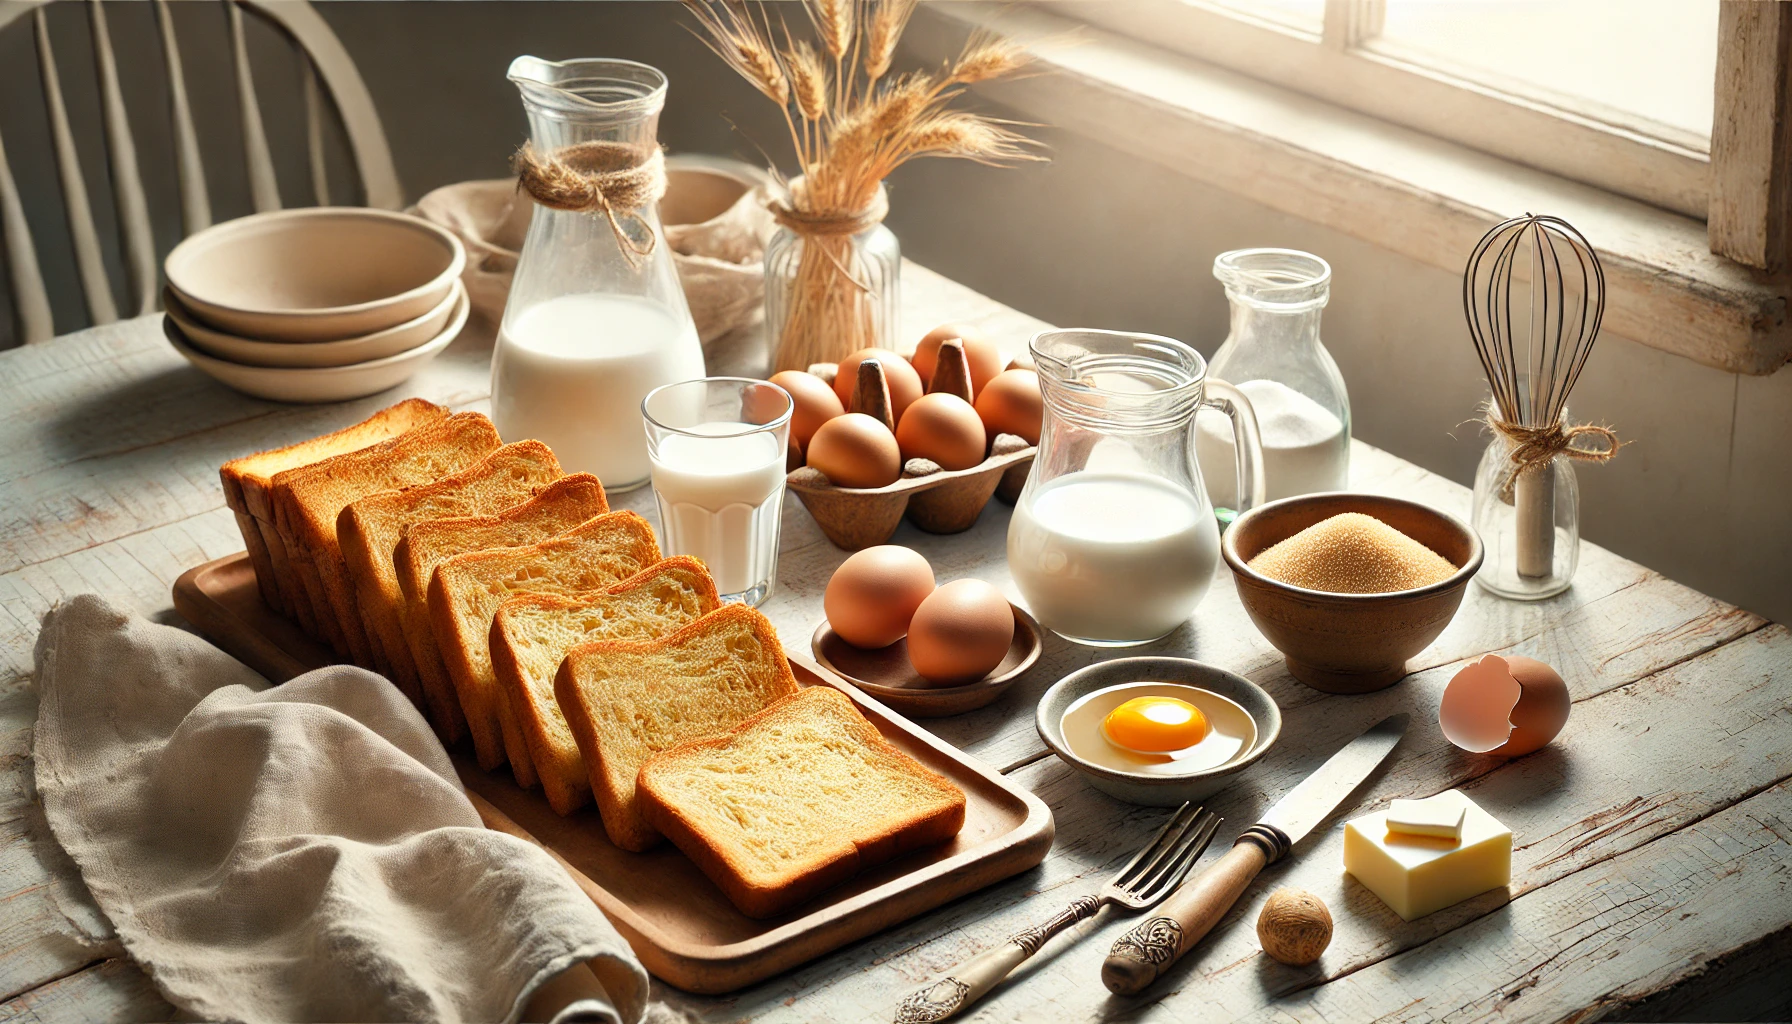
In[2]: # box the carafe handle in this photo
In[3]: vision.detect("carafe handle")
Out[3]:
[1200,379,1266,514]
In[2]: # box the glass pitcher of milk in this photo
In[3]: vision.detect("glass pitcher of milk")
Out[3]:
[492,57,705,491]
[1195,249,1350,511]
[1007,330,1266,647]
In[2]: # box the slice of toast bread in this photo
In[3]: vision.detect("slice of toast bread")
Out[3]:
[271,412,500,677]
[553,605,799,851]
[220,398,446,621]
[394,474,610,742]
[638,686,967,918]
[429,511,661,777]
[338,440,563,701]
[490,558,720,814]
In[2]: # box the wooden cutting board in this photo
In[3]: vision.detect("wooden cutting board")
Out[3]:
[172,552,1054,994]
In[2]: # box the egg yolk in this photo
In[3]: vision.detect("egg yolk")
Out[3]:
[1101,697,1210,753]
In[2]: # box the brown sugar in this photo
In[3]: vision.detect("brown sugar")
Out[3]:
[1248,512,1457,594]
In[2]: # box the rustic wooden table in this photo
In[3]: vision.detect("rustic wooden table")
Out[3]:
[2,265,1787,1024]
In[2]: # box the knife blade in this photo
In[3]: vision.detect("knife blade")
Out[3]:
[1261,713,1409,847]
[1100,713,1409,995]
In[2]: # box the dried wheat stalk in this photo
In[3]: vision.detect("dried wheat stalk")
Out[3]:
[684,0,1041,370]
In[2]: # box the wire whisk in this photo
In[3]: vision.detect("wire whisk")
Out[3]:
[1462,214,1604,431]
[1462,214,1619,585]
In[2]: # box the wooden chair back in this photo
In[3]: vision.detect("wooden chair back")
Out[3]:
[0,0,400,346]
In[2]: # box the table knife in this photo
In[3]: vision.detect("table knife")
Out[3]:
[1100,713,1409,995]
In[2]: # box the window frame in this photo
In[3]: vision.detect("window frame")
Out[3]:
[1063,0,1711,219]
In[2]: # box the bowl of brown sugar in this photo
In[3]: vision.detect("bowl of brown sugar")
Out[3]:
[1222,493,1482,694]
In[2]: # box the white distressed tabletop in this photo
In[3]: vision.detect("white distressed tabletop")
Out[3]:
[1,264,1786,1024]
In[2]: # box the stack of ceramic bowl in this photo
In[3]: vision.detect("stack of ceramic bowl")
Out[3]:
[161,208,469,403]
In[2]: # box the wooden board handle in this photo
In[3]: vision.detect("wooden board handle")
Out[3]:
[1100,828,1279,995]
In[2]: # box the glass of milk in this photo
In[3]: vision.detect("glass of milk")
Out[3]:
[1008,330,1267,646]
[642,378,792,607]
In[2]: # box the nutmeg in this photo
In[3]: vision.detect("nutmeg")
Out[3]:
[1256,888,1332,966]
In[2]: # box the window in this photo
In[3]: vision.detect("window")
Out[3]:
[1067,0,1719,220]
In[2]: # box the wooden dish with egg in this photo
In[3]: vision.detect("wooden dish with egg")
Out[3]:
[780,326,1040,551]
[811,605,1043,718]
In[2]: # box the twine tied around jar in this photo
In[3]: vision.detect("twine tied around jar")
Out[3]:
[767,186,889,238]
[512,141,667,266]
[1485,403,1622,500]
[765,183,890,288]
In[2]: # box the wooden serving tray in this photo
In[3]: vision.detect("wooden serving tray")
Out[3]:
[172,552,1054,994]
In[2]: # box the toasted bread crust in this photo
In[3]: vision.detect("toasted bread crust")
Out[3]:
[221,399,446,615]
[271,412,500,678]
[490,558,720,815]
[637,686,967,919]
[553,605,799,851]
[430,511,660,775]
[393,474,610,742]
[337,440,563,700]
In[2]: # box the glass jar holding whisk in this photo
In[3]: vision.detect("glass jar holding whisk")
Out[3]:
[1461,214,1620,601]
[1470,389,1581,600]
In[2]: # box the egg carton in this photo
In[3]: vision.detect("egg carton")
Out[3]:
[786,344,1035,550]
[787,437,1034,550]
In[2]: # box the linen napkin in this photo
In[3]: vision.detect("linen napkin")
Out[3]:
[32,594,654,1024]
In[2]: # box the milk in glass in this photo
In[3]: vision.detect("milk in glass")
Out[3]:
[648,423,786,601]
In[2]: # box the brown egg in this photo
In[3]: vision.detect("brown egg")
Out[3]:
[769,370,844,450]
[895,393,987,470]
[974,369,1044,444]
[806,413,901,489]
[740,378,793,426]
[907,579,1014,684]
[834,348,923,422]
[824,546,936,649]
[913,323,1003,397]
[1439,654,1571,757]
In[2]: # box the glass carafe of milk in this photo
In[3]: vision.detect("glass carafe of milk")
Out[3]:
[493,57,705,490]
[1008,330,1266,647]
[1196,249,1350,514]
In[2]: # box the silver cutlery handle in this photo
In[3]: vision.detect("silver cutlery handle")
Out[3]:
[896,896,1102,1022]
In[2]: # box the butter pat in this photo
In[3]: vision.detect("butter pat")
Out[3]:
[1343,789,1511,920]
[1386,795,1466,839]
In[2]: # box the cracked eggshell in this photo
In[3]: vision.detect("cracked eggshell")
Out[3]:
[1439,654,1570,757]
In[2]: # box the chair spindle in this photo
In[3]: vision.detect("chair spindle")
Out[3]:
[35,6,118,326]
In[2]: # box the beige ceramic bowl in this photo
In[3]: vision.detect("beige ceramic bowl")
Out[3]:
[164,207,466,343]
[163,283,469,403]
[163,280,464,368]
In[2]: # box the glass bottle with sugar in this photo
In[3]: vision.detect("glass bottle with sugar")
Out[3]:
[493,57,706,491]
[1195,249,1350,512]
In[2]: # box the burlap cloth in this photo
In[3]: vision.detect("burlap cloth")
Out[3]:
[31,595,666,1024]
[411,163,776,356]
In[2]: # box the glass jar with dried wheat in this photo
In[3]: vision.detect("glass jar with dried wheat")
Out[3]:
[762,182,900,370]
[684,0,1039,372]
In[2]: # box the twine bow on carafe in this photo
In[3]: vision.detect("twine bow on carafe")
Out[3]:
[512,140,668,266]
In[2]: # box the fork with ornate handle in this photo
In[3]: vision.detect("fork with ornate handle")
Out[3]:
[894,803,1222,1023]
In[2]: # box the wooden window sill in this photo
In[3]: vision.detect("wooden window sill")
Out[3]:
[911,3,1791,375]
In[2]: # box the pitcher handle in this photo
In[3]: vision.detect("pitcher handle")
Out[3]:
[1200,379,1266,516]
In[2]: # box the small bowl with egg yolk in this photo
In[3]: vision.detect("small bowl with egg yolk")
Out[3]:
[1036,657,1281,806]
